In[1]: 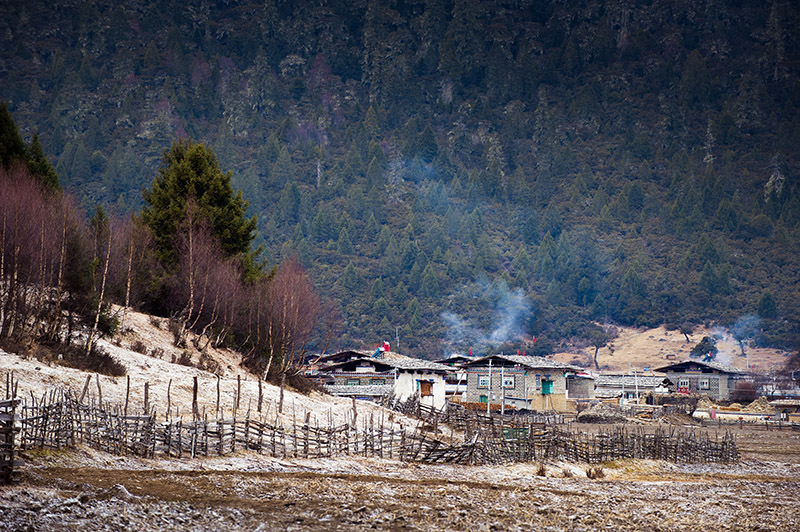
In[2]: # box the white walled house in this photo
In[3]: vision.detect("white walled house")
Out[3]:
[316,350,451,410]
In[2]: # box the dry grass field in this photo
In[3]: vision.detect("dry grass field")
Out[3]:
[2,422,799,532]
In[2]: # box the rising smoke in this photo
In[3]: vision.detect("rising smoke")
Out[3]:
[440,277,533,355]
[709,315,761,365]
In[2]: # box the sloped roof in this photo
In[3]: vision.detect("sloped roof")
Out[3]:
[318,350,452,373]
[465,354,583,372]
[377,352,452,372]
[434,355,479,366]
[595,374,672,388]
[324,384,394,397]
[654,359,747,375]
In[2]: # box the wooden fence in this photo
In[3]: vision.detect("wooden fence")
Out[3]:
[1,398,22,483]
[4,379,739,467]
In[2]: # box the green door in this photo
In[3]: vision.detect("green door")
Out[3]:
[479,395,488,403]
[542,380,553,395]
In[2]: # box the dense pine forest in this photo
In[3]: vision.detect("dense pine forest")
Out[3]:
[1,0,799,359]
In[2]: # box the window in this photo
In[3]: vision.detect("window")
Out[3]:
[535,375,541,389]
[503,375,515,389]
[371,378,385,385]
[346,378,360,386]
[419,381,433,397]
[678,378,689,388]
[478,375,490,388]
[699,378,710,390]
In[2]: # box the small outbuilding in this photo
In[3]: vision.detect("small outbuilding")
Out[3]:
[594,374,672,400]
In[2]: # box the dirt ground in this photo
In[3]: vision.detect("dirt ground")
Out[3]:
[2,423,800,532]
[2,310,799,530]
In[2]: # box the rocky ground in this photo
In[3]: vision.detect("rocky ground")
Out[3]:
[3,423,800,532]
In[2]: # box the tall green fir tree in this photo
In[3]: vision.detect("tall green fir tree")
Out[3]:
[141,139,258,270]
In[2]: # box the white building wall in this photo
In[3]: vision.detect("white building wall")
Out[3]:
[394,371,446,410]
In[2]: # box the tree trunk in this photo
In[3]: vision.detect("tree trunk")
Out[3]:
[120,219,135,333]
[86,220,112,356]
[594,346,600,370]
[278,371,286,414]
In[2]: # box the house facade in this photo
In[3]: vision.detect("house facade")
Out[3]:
[316,350,451,410]
[654,360,749,401]
[462,355,587,412]
[433,355,476,398]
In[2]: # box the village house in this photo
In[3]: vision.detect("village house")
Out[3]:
[594,374,672,400]
[461,355,589,412]
[653,359,750,401]
[314,349,451,410]
[433,354,476,399]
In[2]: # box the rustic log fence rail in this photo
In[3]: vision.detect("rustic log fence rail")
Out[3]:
[4,378,738,468]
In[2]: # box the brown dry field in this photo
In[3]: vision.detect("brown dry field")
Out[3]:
[551,324,789,374]
[2,423,799,532]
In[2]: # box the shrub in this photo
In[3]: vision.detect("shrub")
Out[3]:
[585,466,605,479]
[130,340,147,354]
[199,352,221,374]
[177,350,193,366]
[97,305,120,338]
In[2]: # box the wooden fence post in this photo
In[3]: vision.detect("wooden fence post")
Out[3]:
[192,376,199,420]
[124,375,130,417]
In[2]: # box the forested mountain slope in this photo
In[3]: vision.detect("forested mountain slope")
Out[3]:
[1,0,798,357]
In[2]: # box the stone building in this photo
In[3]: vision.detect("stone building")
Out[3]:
[461,355,587,412]
[653,359,749,401]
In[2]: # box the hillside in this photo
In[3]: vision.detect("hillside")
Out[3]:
[552,324,789,373]
[0,307,392,427]
[1,0,799,358]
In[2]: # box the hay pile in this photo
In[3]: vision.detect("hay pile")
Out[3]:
[744,397,775,414]
[696,395,714,409]
[576,402,628,424]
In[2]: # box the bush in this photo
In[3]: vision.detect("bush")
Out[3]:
[61,345,127,377]
[130,340,147,354]
[730,380,757,403]
[585,466,605,479]
[97,305,120,338]
[177,350,193,366]
[199,352,221,374]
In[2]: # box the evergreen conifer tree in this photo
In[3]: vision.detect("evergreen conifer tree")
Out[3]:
[141,139,258,268]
